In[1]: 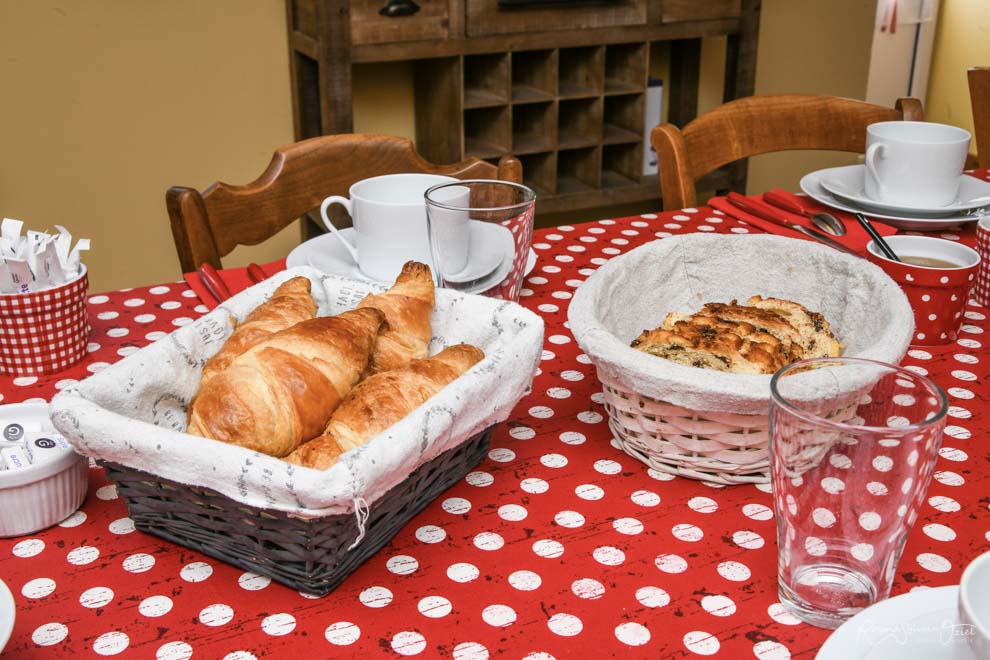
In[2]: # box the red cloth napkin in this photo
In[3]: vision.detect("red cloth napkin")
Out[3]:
[708,193,897,253]
[183,259,287,310]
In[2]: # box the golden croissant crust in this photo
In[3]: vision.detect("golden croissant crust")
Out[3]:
[358,260,435,375]
[285,344,485,470]
[186,307,386,456]
[200,276,316,385]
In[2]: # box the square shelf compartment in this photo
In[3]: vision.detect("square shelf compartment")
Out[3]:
[558,98,601,150]
[519,151,557,196]
[513,102,556,154]
[603,93,644,145]
[512,50,556,104]
[557,146,601,194]
[602,143,642,189]
[464,53,510,108]
[559,46,604,99]
[465,106,511,159]
[605,42,647,95]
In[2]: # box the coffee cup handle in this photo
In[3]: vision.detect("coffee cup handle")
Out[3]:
[319,196,359,263]
[864,143,885,196]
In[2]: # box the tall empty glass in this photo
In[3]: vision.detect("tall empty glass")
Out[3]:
[769,357,947,629]
[425,180,536,302]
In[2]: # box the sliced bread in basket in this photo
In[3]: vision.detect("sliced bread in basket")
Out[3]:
[568,233,913,484]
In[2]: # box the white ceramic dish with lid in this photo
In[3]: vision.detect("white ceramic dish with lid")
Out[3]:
[0,402,89,537]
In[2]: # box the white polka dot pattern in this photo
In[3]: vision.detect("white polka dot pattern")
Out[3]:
[1,196,989,657]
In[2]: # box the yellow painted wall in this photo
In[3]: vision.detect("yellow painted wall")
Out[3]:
[746,0,877,194]
[0,0,297,293]
[0,0,878,292]
[926,0,990,155]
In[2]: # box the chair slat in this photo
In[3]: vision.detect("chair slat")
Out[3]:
[650,94,923,211]
[167,134,521,272]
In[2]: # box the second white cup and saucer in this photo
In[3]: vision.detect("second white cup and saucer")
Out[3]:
[819,164,990,217]
[285,173,536,293]
[801,121,989,230]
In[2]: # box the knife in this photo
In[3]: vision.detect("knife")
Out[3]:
[198,263,232,302]
[725,193,861,258]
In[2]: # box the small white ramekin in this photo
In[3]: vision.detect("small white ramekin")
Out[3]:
[0,402,89,538]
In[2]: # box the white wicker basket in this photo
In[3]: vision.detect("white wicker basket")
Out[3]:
[569,234,914,484]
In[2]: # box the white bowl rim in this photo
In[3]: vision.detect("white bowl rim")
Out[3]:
[568,233,915,414]
[866,235,980,270]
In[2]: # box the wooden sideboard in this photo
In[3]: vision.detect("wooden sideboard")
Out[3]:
[285,0,759,221]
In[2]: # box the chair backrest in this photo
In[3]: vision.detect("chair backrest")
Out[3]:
[969,67,990,169]
[650,94,924,211]
[167,133,523,272]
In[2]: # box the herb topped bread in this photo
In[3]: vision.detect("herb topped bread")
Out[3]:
[630,296,843,375]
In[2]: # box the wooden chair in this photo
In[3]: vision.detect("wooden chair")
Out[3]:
[167,133,522,272]
[968,67,990,169]
[650,94,924,211]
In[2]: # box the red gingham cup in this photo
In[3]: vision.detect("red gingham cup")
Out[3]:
[975,216,990,307]
[0,267,91,376]
[867,236,980,346]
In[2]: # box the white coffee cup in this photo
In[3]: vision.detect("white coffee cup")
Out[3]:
[864,121,971,207]
[319,173,470,282]
[959,550,990,660]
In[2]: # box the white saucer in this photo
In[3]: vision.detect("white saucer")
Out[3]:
[819,165,990,216]
[0,578,14,654]
[438,221,510,283]
[800,168,981,231]
[818,586,972,659]
[287,224,537,295]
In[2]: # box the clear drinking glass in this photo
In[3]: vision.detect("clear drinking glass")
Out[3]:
[424,180,536,302]
[769,357,948,629]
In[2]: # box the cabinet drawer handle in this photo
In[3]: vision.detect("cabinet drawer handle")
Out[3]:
[379,0,420,17]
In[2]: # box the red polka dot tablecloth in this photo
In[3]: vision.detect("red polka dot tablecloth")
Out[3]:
[1,185,989,659]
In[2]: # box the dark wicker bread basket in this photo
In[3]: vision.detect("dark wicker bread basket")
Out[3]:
[101,427,493,595]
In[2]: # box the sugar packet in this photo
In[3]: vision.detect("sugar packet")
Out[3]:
[0,218,90,293]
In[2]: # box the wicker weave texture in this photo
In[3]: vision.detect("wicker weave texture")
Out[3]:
[102,428,493,595]
[599,371,771,485]
[600,369,863,485]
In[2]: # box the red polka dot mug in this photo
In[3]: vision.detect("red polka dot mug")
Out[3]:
[974,216,990,307]
[867,235,980,346]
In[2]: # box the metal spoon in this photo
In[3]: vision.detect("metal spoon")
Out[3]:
[810,212,847,236]
[762,190,847,236]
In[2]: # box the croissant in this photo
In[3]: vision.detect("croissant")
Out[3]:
[358,260,435,375]
[200,276,316,385]
[285,343,485,470]
[186,307,386,457]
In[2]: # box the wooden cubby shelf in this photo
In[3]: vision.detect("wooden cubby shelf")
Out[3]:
[457,42,649,204]
[603,143,642,189]
[512,50,557,103]
[288,0,760,222]
[558,46,604,99]
[557,146,601,194]
[512,101,557,154]
[605,42,647,95]
[519,151,557,196]
[465,105,510,159]
[558,98,602,149]
[464,53,510,108]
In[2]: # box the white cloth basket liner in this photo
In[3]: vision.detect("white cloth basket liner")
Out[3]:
[51,266,544,519]
[568,233,915,415]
